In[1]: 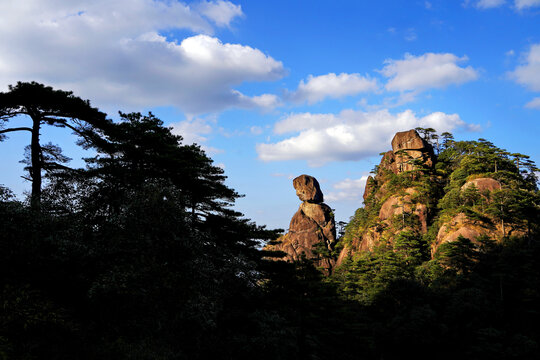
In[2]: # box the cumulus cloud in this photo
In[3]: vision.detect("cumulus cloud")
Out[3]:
[515,0,540,9]
[250,126,264,135]
[475,0,506,9]
[289,73,378,104]
[525,97,540,109]
[510,43,540,92]
[0,1,284,114]
[326,176,369,202]
[257,109,478,166]
[234,91,283,110]
[197,0,243,27]
[381,53,479,93]
[170,116,223,154]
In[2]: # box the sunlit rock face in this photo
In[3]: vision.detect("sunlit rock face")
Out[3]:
[431,177,508,255]
[266,175,336,273]
[336,129,435,267]
[391,129,435,173]
[461,177,501,193]
[293,174,324,202]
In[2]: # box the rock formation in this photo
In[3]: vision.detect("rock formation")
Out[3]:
[271,129,532,274]
[461,177,501,194]
[431,178,507,255]
[337,129,435,266]
[266,175,337,273]
[336,128,534,268]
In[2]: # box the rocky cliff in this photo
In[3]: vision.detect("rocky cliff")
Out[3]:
[268,129,537,274]
[337,129,436,265]
[266,175,337,273]
[337,129,535,267]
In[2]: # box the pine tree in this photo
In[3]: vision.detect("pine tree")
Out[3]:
[0,82,106,211]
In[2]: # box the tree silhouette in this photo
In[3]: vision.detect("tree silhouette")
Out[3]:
[0,82,106,211]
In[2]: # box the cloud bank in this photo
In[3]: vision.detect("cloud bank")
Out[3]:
[0,0,284,114]
[381,53,479,93]
[257,109,479,166]
[510,43,540,92]
[289,73,378,104]
[510,43,540,109]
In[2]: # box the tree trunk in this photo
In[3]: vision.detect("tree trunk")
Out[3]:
[30,113,42,212]
[500,204,505,238]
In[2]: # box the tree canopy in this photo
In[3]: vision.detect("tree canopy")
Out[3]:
[0,81,107,211]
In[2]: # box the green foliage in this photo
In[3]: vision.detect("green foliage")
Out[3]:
[386,171,414,193]
[333,230,429,305]
[331,129,540,359]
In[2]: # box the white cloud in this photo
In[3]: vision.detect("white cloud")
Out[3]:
[468,0,540,10]
[515,0,540,9]
[475,0,506,9]
[171,117,212,144]
[289,73,378,104]
[257,109,478,166]
[525,97,540,109]
[0,1,284,114]
[273,113,338,134]
[326,176,369,202]
[234,91,282,110]
[170,116,223,154]
[404,28,417,42]
[510,43,540,91]
[250,126,263,135]
[197,0,243,27]
[381,53,479,93]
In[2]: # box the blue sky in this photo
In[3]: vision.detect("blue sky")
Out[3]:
[1,0,540,229]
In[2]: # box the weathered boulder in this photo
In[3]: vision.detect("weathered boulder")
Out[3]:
[432,176,523,255]
[293,174,324,203]
[431,213,495,256]
[392,130,435,173]
[374,130,435,177]
[266,175,336,273]
[378,188,429,233]
[461,177,501,193]
[391,129,429,152]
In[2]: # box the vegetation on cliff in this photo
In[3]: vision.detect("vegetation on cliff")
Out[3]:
[328,128,540,359]
[337,129,539,298]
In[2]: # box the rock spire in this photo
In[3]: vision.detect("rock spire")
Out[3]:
[266,175,336,273]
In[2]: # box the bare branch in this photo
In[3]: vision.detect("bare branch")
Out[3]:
[0,127,33,134]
